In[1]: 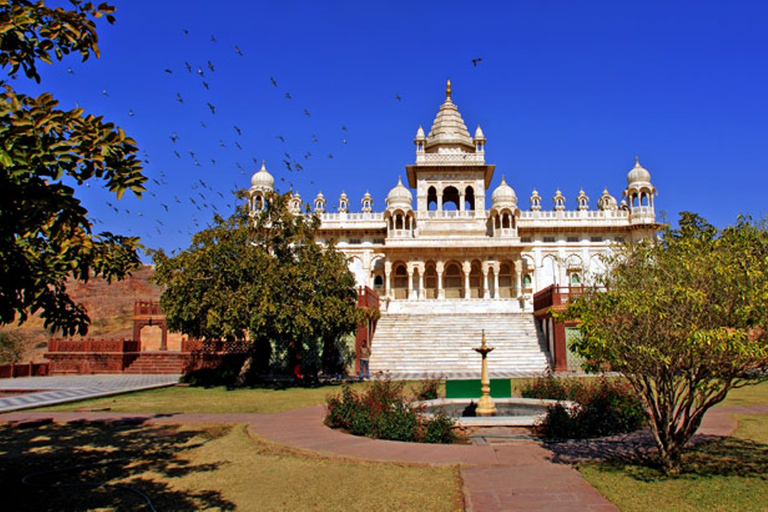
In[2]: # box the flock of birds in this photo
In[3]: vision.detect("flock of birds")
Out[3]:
[80,27,484,254]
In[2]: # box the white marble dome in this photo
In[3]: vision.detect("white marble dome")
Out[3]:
[627,157,651,185]
[250,161,274,190]
[491,176,517,208]
[386,177,413,209]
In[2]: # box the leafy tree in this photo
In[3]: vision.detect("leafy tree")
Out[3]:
[0,1,146,336]
[152,192,362,385]
[563,212,768,474]
[0,330,25,363]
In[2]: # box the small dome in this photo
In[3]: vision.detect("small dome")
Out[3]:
[491,176,517,208]
[598,188,617,211]
[386,177,413,209]
[250,161,274,190]
[627,156,651,185]
[474,125,486,141]
[415,125,426,141]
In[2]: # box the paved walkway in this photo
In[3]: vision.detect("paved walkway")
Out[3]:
[0,377,765,512]
[0,374,180,412]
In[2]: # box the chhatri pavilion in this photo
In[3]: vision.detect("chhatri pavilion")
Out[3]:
[248,81,659,378]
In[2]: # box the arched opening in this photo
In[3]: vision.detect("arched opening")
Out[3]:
[498,263,513,298]
[444,262,463,299]
[427,186,438,211]
[541,256,557,288]
[502,212,511,229]
[393,263,408,300]
[140,325,164,351]
[371,259,385,292]
[395,214,404,230]
[424,262,438,299]
[442,186,459,211]
[469,260,484,298]
[464,186,475,211]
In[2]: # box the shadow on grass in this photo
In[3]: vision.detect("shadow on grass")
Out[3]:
[0,419,236,511]
[545,431,768,481]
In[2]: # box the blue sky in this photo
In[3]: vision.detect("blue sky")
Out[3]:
[22,1,768,257]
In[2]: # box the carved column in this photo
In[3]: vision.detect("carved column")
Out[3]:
[515,258,523,298]
[492,262,500,300]
[436,261,445,300]
[384,260,392,300]
[463,261,472,300]
[482,263,490,299]
[407,263,416,300]
[416,262,425,300]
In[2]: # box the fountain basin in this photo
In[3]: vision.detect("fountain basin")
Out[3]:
[416,397,566,427]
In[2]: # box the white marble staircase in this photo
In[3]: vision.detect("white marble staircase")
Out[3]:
[368,300,551,380]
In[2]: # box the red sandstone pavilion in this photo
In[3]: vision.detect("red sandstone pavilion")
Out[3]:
[41,289,381,377]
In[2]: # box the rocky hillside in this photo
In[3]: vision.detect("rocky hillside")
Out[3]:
[0,265,163,361]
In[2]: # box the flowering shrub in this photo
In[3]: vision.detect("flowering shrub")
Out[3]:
[325,379,457,443]
[411,377,442,401]
[521,375,645,439]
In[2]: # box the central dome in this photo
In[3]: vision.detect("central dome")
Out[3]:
[425,80,474,151]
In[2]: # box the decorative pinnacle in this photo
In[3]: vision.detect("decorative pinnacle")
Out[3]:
[446,79,452,100]
[635,155,640,166]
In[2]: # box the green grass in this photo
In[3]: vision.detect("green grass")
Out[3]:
[36,379,446,414]
[578,414,768,511]
[36,382,364,414]
[0,421,462,511]
[718,380,768,408]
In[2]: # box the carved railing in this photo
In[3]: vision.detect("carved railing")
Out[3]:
[47,339,141,353]
[533,285,587,312]
[181,339,249,354]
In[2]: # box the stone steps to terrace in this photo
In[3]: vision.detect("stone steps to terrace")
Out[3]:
[123,353,189,375]
[369,300,551,380]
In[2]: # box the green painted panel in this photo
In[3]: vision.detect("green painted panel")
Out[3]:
[445,379,512,398]
[565,327,586,371]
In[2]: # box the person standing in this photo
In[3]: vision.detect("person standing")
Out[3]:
[359,341,371,380]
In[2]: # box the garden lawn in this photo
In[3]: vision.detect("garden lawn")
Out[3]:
[35,380,443,414]
[717,380,768,408]
[0,420,462,511]
[578,414,768,511]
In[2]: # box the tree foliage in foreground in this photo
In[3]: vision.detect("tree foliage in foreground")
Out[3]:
[152,193,362,384]
[563,212,768,474]
[0,1,146,336]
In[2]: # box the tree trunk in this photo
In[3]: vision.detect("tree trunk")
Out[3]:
[235,353,253,387]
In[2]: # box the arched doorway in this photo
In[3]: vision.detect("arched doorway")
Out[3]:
[424,262,438,299]
[444,262,463,298]
[442,186,460,211]
[469,260,484,298]
[498,263,513,298]
[393,263,408,299]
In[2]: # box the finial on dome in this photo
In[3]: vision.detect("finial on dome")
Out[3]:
[446,79,452,100]
[261,160,266,170]
[635,156,640,166]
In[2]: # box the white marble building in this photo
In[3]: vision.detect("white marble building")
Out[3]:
[249,80,658,309]
[248,81,659,376]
